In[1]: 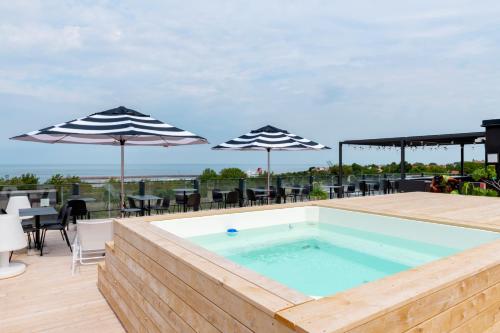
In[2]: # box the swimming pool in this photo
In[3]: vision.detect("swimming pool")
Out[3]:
[152,206,500,297]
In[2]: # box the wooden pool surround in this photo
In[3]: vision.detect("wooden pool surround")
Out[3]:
[98,192,500,332]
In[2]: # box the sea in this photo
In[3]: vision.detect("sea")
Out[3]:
[0,163,318,182]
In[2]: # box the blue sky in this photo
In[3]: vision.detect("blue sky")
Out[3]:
[1,1,499,169]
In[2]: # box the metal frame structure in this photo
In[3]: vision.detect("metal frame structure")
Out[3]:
[338,131,486,192]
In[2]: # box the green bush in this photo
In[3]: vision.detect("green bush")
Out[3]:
[200,168,218,181]
[0,173,39,190]
[219,168,247,179]
[486,189,498,197]
[471,166,496,181]
[309,182,328,200]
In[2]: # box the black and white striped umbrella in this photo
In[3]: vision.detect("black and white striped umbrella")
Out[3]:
[213,125,330,192]
[11,106,208,210]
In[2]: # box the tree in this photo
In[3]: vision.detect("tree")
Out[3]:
[199,168,218,181]
[219,168,247,179]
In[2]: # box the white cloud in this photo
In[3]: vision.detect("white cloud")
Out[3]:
[1,0,500,165]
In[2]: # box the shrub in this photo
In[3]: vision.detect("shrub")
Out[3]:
[219,168,247,179]
[200,168,218,181]
[309,182,328,200]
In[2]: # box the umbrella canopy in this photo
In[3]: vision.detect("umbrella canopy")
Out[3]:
[213,125,330,192]
[11,106,208,211]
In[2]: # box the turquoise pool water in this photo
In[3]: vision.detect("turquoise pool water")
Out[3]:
[189,222,474,296]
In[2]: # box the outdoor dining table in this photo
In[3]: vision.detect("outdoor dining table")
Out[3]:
[19,206,57,254]
[214,190,231,208]
[282,186,303,201]
[360,181,379,196]
[322,185,345,199]
[173,188,196,212]
[68,195,97,202]
[128,194,161,216]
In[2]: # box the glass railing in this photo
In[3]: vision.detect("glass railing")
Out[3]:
[0,172,450,217]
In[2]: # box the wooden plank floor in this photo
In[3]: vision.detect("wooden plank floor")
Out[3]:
[1,192,500,333]
[320,192,500,232]
[0,225,124,333]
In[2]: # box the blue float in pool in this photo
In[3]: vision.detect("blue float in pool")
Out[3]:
[226,228,238,236]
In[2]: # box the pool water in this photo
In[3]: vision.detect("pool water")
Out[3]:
[189,222,471,296]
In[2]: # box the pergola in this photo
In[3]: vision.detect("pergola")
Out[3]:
[338,131,486,186]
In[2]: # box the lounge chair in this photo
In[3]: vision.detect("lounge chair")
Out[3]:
[71,219,113,275]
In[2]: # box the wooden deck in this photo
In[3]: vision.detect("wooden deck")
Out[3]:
[2,192,500,332]
[0,225,124,333]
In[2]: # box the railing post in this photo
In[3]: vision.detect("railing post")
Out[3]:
[72,183,80,196]
[193,179,200,193]
[238,178,245,207]
[107,183,111,218]
[139,180,145,196]
[276,176,282,204]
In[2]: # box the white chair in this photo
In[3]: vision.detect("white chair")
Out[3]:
[6,196,33,220]
[0,214,27,279]
[72,219,113,275]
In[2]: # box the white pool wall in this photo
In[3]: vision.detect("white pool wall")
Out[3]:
[317,208,499,249]
[151,207,318,238]
[151,206,499,249]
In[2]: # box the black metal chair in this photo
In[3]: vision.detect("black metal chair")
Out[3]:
[345,184,357,197]
[153,196,171,214]
[234,188,245,207]
[246,189,266,206]
[269,186,277,203]
[211,189,224,209]
[359,181,368,196]
[291,184,301,202]
[122,198,141,217]
[39,206,72,256]
[300,186,310,201]
[67,199,89,224]
[225,191,239,208]
[175,194,187,212]
[186,193,201,211]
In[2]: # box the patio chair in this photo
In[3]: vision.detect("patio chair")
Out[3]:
[121,198,141,217]
[175,194,187,212]
[269,186,277,203]
[234,188,245,207]
[6,196,36,247]
[246,189,265,206]
[71,219,113,275]
[6,195,33,220]
[39,206,72,256]
[186,193,201,211]
[67,199,90,224]
[225,191,239,208]
[345,184,357,197]
[300,186,310,201]
[153,196,170,214]
[210,189,224,209]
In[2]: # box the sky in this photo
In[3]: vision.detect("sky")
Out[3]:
[1,0,500,171]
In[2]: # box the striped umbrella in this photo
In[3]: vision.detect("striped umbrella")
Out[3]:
[11,106,208,210]
[213,125,330,193]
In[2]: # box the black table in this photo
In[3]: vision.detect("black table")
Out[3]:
[68,195,97,202]
[173,189,196,212]
[214,190,231,208]
[128,195,161,216]
[19,206,57,253]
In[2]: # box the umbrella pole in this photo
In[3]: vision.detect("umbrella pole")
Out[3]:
[120,140,125,215]
[267,148,271,196]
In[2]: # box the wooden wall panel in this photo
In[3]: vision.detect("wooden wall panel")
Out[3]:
[98,194,500,333]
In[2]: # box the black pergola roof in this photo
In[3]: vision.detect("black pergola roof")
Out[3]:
[341,131,485,147]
